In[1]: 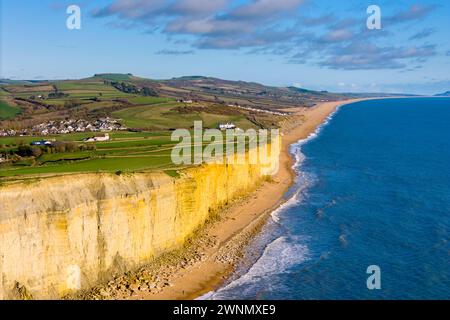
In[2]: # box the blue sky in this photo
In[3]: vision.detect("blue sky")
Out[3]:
[1,0,449,94]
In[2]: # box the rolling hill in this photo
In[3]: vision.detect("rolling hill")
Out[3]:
[434,91,450,97]
[0,73,407,133]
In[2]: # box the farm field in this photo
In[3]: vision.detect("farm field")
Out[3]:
[0,131,170,146]
[113,102,256,130]
[0,100,21,120]
[4,77,144,102]
[0,130,263,178]
[127,96,174,105]
[0,73,289,179]
[0,131,176,178]
[0,73,294,134]
[0,156,174,177]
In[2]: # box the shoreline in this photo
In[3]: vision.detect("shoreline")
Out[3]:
[81,98,365,300]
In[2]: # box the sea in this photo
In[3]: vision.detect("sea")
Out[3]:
[201,97,450,300]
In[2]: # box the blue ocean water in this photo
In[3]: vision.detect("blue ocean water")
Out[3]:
[204,98,450,300]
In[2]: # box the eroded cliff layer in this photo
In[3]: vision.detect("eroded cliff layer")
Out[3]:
[0,149,279,299]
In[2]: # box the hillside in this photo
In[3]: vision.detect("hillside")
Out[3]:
[2,73,420,136]
[0,73,356,133]
[0,73,351,111]
[434,91,450,97]
[0,73,299,179]
[0,73,415,134]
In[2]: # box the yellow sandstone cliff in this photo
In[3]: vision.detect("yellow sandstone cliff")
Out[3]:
[0,142,280,299]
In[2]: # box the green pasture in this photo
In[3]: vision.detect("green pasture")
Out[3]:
[113,103,255,130]
[0,131,172,147]
[127,96,174,105]
[0,100,21,120]
[0,128,266,178]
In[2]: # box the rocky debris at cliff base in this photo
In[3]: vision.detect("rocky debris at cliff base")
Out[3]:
[214,207,270,265]
[71,228,217,300]
[11,282,34,300]
[69,182,271,301]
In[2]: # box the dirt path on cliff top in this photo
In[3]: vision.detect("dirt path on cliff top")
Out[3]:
[103,99,363,300]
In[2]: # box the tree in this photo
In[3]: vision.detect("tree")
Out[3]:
[31,146,42,157]
[65,141,79,152]
[142,87,158,96]
[64,99,81,108]
[49,91,68,99]
[17,145,32,157]
[53,142,66,153]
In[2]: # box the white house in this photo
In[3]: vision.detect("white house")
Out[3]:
[84,133,110,142]
[178,99,193,103]
[218,122,236,130]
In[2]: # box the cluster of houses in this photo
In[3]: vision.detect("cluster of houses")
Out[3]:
[0,118,126,137]
[0,129,18,137]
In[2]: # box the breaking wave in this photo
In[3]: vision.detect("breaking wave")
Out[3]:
[200,236,310,300]
[199,105,344,300]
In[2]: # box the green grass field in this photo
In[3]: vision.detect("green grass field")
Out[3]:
[0,156,175,177]
[127,96,174,105]
[113,102,256,130]
[0,76,269,179]
[0,131,176,177]
[0,100,21,120]
[56,81,115,91]
[0,89,11,97]
[92,73,136,82]
[0,131,171,146]
[0,128,264,179]
[9,80,134,101]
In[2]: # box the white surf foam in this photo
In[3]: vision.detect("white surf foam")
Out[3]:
[200,236,310,300]
[271,190,302,223]
[199,105,344,300]
[271,104,343,223]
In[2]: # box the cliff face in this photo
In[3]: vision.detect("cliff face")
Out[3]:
[0,144,279,299]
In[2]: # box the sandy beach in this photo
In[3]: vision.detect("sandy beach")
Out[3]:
[79,99,365,300]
